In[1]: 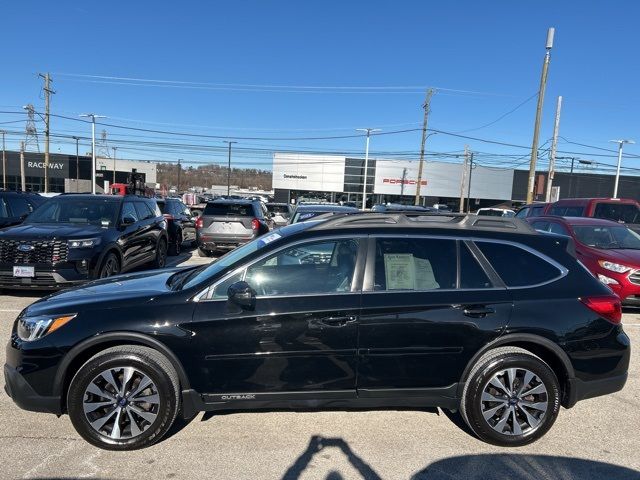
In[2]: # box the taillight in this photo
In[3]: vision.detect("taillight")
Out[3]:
[580,295,622,324]
[195,217,203,229]
[251,218,260,231]
[163,214,174,220]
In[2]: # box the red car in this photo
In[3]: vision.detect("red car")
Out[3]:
[527,215,640,305]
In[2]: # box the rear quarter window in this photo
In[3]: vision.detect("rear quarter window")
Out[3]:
[476,241,562,287]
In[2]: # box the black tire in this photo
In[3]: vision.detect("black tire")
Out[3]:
[153,238,168,268]
[67,345,180,451]
[168,231,182,256]
[97,252,121,279]
[197,247,210,257]
[460,346,561,447]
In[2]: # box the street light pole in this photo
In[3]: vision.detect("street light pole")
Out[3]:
[0,130,6,190]
[356,128,380,210]
[79,114,106,194]
[223,141,237,196]
[610,139,635,198]
[112,146,117,185]
[72,136,79,192]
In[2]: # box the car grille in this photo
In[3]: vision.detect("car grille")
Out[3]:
[629,270,640,286]
[0,239,69,265]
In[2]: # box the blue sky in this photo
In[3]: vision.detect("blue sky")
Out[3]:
[1,0,639,173]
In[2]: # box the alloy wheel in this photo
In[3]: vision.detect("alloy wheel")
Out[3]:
[100,257,119,278]
[82,366,160,440]
[480,367,548,436]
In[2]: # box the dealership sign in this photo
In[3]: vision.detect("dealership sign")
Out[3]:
[273,153,346,192]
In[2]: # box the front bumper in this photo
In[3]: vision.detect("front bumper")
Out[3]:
[4,363,62,415]
[0,263,91,290]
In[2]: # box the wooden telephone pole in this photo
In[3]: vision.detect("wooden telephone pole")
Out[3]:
[39,73,55,193]
[414,89,435,205]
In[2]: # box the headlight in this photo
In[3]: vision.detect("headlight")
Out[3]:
[68,238,101,249]
[17,314,76,341]
[598,260,632,273]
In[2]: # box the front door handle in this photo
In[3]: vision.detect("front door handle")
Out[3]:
[463,306,495,318]
[310,315,357,328]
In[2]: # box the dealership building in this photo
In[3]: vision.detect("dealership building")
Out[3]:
[272,152,640,208]
[0,151,157,193]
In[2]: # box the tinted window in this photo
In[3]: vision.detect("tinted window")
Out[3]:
[26,198,120,226]
[549,222,570,236]
[460,244,492,289]
[530,205,546,217]
[203,203,253,216]
[244,239,359,296]
[531,221,550,232]
[134,202,154,220]
[0,199,8,218]
[5,196,31,217]
[211,270,244,299]
[157,202,168,214]
[121,202,139,222]
[476,242,561,287]
[572,225,640,249]
[549,206,584,217]
[267,204,290,215]
[593,203,640,224]
[515,207,529,218]
[374,238,456,291]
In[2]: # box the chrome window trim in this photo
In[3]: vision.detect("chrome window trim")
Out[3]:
[194,234,367,303]
[368,233,568,291]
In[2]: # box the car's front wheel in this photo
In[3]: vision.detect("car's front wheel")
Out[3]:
[67,346,180,450]
[460,346,561,447]
[98,252,120,279]
[153,238,168,268]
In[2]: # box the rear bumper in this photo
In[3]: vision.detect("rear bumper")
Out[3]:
[565,372,628,408]
[197,233,254,251]
[4,363,62,415]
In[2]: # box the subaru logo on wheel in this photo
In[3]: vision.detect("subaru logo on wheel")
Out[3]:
[17,244,34,252]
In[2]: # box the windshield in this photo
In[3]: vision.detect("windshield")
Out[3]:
[180,220,318,289]
[593,203,640,224]
[24,197,121,226]
[572,225,640,250]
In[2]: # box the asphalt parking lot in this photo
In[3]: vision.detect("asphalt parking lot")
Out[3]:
[0,250,638,480]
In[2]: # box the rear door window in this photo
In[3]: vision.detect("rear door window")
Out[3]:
[373,238,457,291]
[460,244,492,289]
[134,202,154,220]
[549,222,570,236]
[515,207,529,218]
[530,205,546,217]
[121,202,139,222]
[203,203,253,216]
[476,241,562,287]
[531,221,550,232]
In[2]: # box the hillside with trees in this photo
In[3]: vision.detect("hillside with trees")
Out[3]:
[156,163,272,190]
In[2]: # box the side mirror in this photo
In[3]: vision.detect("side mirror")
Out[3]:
[227,281,256,310]
[121,215,136,226]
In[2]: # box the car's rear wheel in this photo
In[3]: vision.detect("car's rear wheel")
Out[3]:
[98,252,120,279]
[153,238,168,268]
[67,346,180,451]
[460,346,561,447]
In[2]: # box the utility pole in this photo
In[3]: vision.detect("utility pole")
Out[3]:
[223,141,237,196]
[80,114,105,194]
[112,146,118,184]
[610,139,635,198]
[1,130,6,190]
[466,152,474,213]
[39,73,55,193]
[20,142,26,192]
[459,145,469,212]
[415,89,435,205]
[356,128,380,210]
[526,28,555,203]
[72,136,80,192]
[545,96,563,202]
[177,158,182,194]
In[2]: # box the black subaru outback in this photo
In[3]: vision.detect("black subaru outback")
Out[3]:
[4,213,630,450]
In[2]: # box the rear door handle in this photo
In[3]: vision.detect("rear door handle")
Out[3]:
[463,306,495,318]
[311,315,357,328]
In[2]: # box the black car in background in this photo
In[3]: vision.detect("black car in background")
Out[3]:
[0,191,47,228]
[289,203,359,223]
[156,198,196,256]
[4,213,629,450]
[0,194,168,289]
[196,198,272,257]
